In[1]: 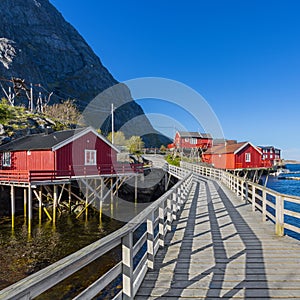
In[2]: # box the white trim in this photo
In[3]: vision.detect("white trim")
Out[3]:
[85,149,97,165]
[233,142,262,155]
[2,151,11,167]
[245,152,251,162]
[52,127,120,153]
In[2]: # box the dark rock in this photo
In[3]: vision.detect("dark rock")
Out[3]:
[0,0,172,147]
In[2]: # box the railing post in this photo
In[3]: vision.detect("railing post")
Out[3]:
[245,181,249,204]
[262,190,267,221]
[240,180,244,200]
[122,231,134,300]
[172,192,177,220]
[252,185,256,211]
[147,211,155,269]
[159,202,165,247]
[275,195,284,236]
[167,196,172,231]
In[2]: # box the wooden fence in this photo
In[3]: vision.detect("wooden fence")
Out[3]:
[0,163,144,183]
[0,170,193,300]
[181,161,300,237]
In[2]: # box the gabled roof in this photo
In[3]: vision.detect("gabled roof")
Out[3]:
[177,131,212,139]
[0,127,120,153]
[204,142,262,155]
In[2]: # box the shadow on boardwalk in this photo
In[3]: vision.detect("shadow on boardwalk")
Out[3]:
[136,177,270,299]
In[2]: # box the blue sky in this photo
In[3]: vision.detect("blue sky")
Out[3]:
[50,0,300,160]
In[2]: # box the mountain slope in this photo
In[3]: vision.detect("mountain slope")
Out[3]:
[0,0,171,146]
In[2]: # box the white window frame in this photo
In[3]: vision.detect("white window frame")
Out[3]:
[245,153,251,162]
[190,138,197,145]
[84,150,97,166]
[2,152,11,167]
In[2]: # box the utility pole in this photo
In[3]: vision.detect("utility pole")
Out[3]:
[30,83,33,112]
[111,103,114,144]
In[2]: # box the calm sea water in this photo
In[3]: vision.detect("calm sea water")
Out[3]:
[264,164,300,240]
[266,164,300,197]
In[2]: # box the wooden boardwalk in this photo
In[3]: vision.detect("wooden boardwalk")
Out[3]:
[136,176,300,299]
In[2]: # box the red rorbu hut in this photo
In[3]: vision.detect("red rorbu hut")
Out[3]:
[0,127,136,182]
[202,141,263,170]
[174,131,213,150]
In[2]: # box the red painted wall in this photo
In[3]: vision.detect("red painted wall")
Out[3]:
[235,144,262,169]
[174,132,212,149]
[203,145,262,169]
[56,131,117,173]
[1,150,55,171]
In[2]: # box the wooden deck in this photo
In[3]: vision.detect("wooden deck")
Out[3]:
[136,175,300,299]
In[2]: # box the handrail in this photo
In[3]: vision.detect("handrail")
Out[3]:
[0,163,144,183]
[181,161,300,238]
[0,168,194,300]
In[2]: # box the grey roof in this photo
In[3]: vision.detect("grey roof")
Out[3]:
[0,128,85,151]
[178,131,212,139]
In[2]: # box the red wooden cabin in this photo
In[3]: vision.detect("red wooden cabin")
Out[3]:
[0,127,138,182]
[174,131,213,150]
[259,146,281,166]
[202,141,264,170]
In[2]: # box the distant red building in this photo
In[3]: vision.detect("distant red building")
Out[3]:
[202,141,265,169]
[0,127,138,182]
[174,131,213,150]
[259,146,281,166]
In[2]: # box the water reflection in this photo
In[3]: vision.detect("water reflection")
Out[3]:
[0,212,124,290]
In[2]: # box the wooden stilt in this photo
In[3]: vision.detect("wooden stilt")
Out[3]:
[68,184,72,213]
[28,185,32,234]
[135,175,138,204]
[24,188,27,220]
[100,178,104,225]
[110,178,113,216]
[53,185,57,224]
[39,186,42,223]
[11,185,15,229]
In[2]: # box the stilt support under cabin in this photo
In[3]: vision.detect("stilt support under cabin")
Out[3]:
[28,185,32,234]
[10,185,15,229]
[53,185,57,225]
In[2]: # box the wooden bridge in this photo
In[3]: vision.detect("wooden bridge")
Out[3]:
[0,162,299,299]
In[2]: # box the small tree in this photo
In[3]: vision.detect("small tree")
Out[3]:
[44,99,82,127]
[107,131,126,146]
[126,136,145,154]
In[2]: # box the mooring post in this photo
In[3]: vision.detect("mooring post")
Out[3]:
[11,185,15,229]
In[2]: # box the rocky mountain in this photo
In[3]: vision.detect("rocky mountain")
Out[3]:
[0,0,171,147]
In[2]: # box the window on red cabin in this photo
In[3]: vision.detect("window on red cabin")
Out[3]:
[245,153,251,162]
[85,150,97,165]
[2,152,11,167]
[190,138,197,144]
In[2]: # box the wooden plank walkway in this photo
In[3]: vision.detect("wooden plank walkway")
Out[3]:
[136,176,300,299]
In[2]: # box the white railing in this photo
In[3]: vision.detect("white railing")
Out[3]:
[181,161,300,237]
[0,170,193,300]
